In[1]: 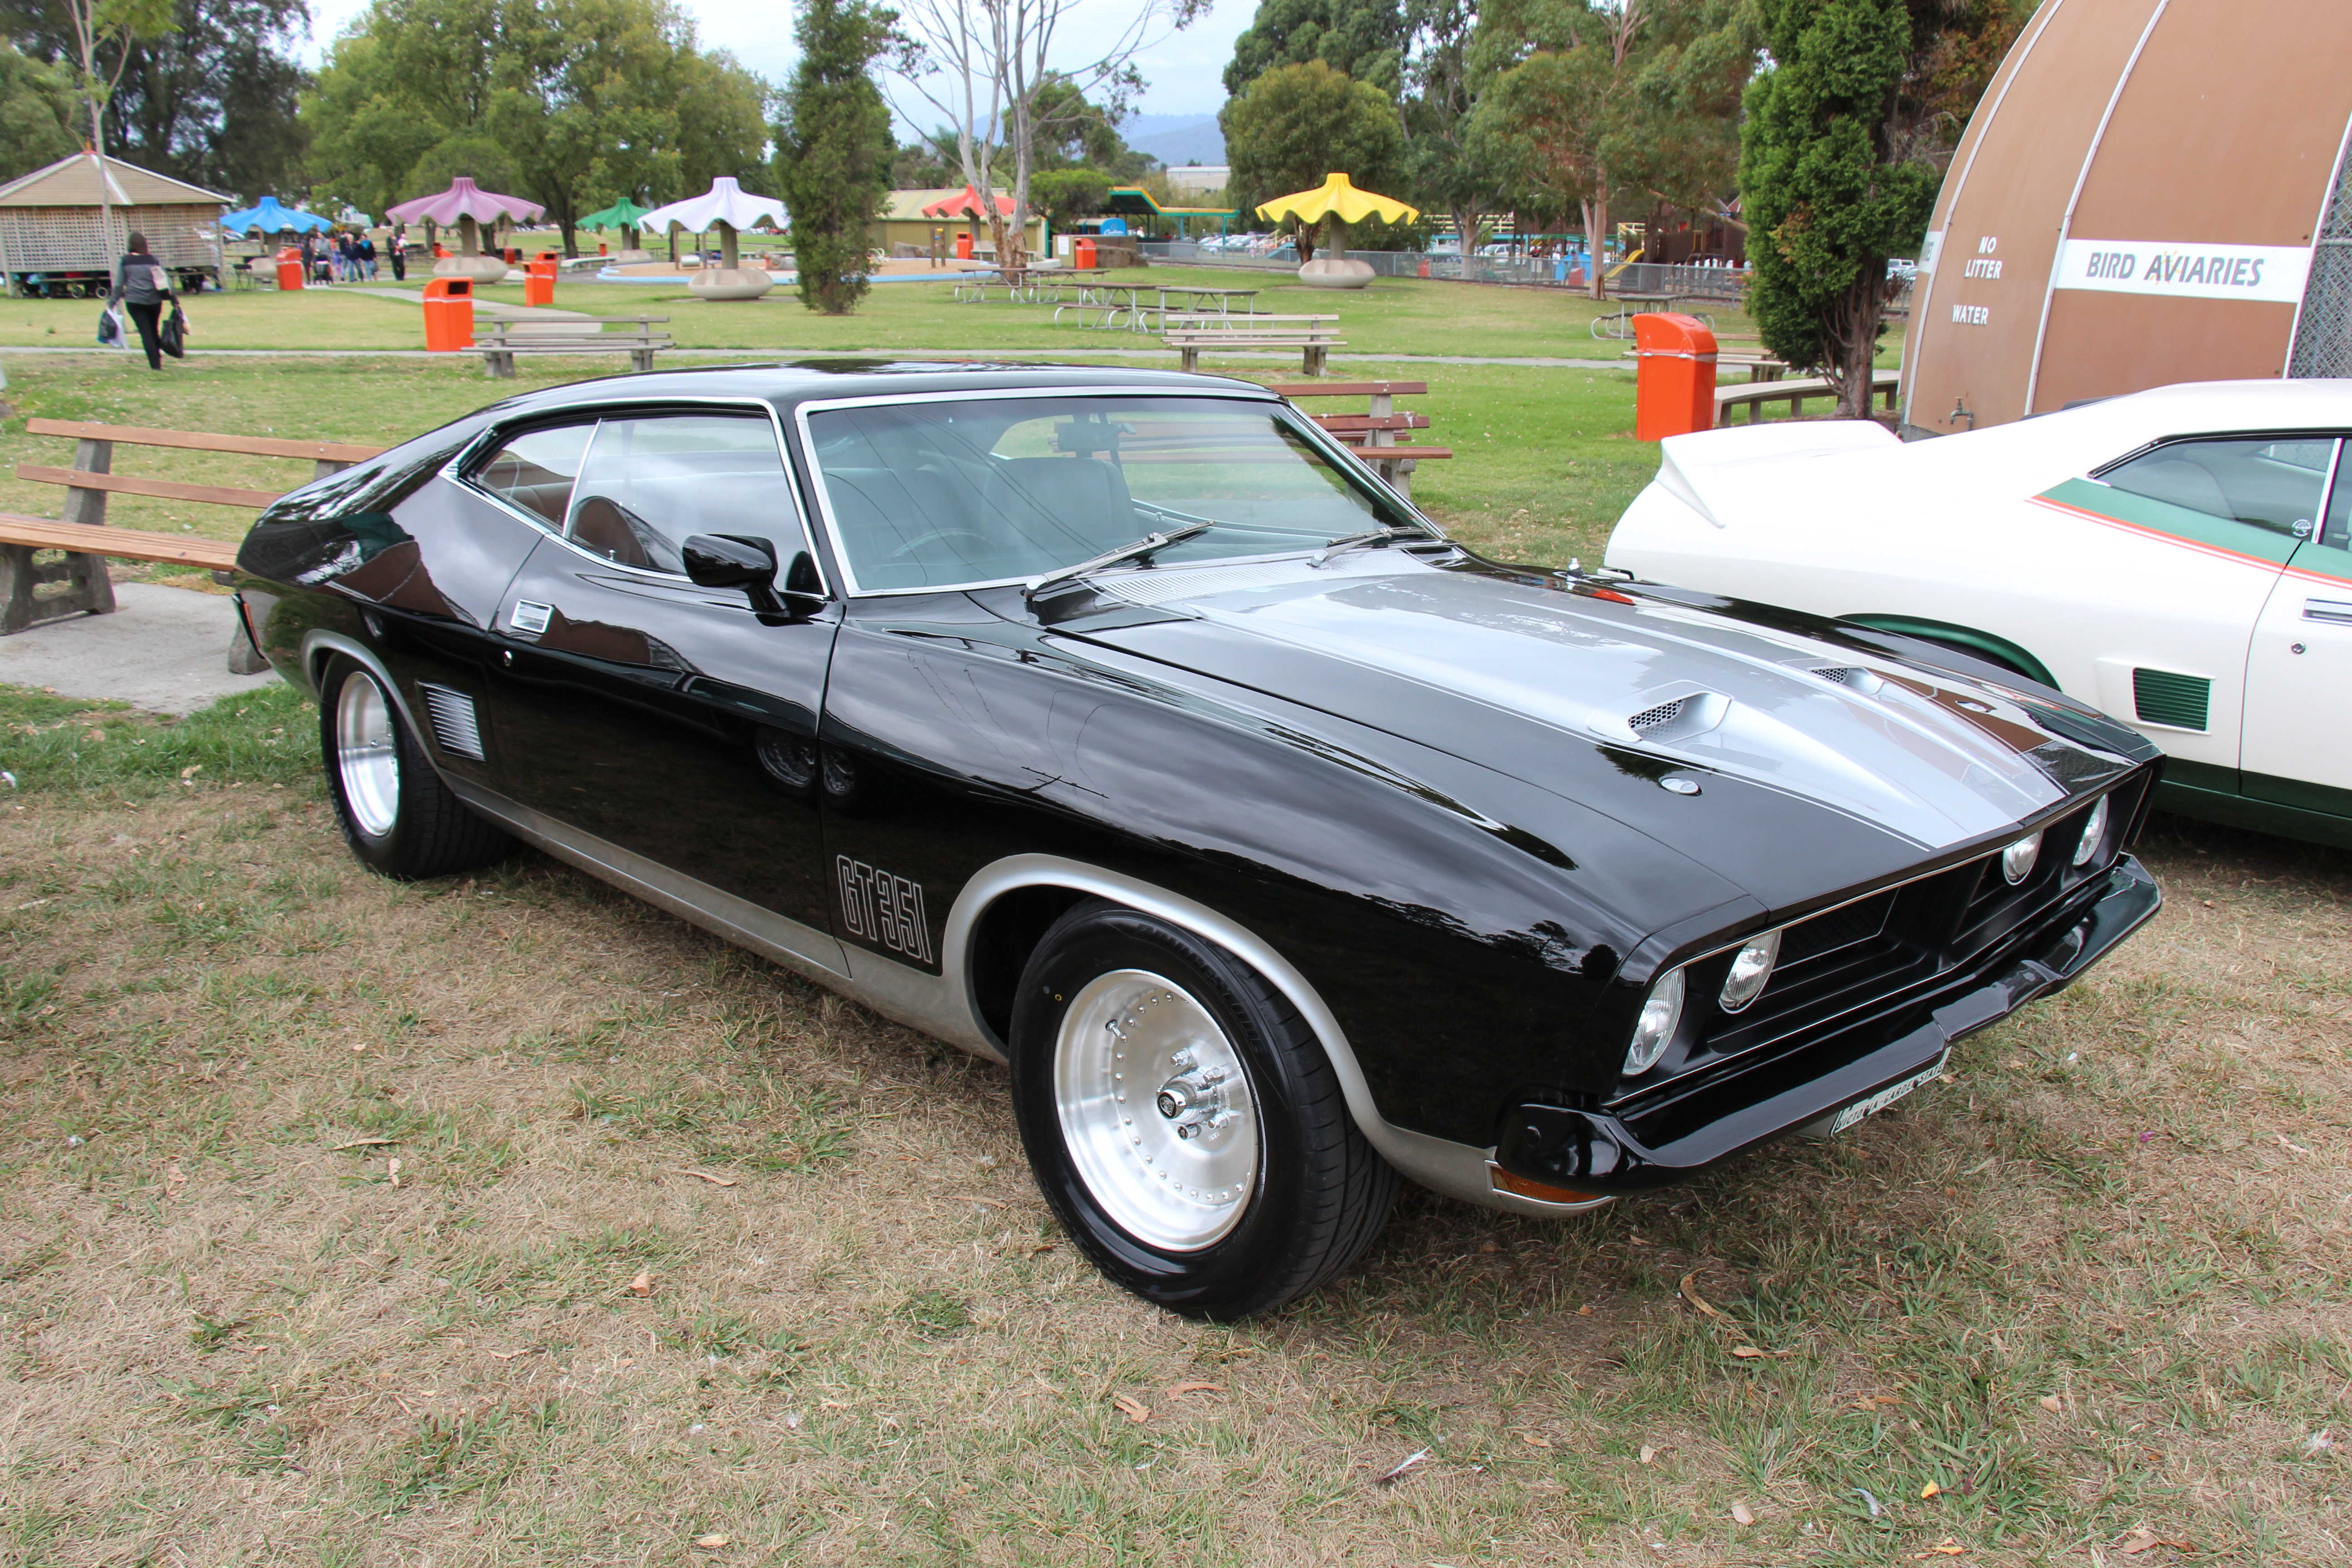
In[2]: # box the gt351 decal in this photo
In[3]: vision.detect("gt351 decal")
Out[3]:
[837,857,933,964]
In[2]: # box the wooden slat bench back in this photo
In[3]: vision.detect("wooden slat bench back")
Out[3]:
[2,420,386,638]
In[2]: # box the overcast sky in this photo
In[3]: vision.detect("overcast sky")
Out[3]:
[297,0,1249,123]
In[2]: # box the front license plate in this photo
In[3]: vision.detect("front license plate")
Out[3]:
[1826,1052,1950,1135]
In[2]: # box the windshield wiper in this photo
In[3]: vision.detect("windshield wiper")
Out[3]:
[1311,524,1432,567]
[1023,522,1211,602]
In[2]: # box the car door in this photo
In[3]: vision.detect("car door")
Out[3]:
[475,406,843,955]
[2033,434,2326,774]
[2241,440,2352,823]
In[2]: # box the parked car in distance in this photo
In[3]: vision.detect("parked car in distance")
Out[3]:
[1608,380,2352,849]
[235,363,2165,1317]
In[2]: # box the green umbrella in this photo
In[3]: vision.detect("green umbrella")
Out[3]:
[583,197,651,242]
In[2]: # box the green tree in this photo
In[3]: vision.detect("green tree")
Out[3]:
[4,0,311,197]
[1223,0,1408,98]
[1740,0,1939,416]
[1029,165,1112,226]
[0,41,77,179]
[774,0,895,314]
[1219,59,1402,260]
[303,0,769,253]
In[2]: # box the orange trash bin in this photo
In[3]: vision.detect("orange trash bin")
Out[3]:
[421,276,474,353]
[1631,312,1720,441]
[524,251,558,308]
[955,231,973,261]
[274,248,303,291]
[1073,237,1096,270]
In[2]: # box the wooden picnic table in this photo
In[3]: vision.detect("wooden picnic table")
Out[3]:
[1055,283,1262,332]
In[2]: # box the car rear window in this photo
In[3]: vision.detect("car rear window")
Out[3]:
[803,395,1415,592]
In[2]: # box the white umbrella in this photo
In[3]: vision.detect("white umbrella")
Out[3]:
[640,177,787,268]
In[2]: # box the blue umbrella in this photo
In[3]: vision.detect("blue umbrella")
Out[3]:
[221,196,333,235]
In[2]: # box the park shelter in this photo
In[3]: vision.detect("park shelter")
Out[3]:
[1900,0,2352,434]
[0,151,227,297]
[871,189,1046,259]
[1096,187,1235,238]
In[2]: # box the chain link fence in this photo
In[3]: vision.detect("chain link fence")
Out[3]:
[1136,240,1756,299]
[2289,130,2352,379]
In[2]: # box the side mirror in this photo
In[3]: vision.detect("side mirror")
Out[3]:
[682,535,824,622]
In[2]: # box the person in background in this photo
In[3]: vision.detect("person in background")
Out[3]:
[105,231,180,371]
[358,230,378,280]
[389,223,407,282]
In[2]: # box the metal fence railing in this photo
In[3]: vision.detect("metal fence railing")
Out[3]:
[2291,127,2352,379]
[1135,240,1758,300]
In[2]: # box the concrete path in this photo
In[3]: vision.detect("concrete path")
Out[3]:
[0,583,279,715]
[335,285,597,326]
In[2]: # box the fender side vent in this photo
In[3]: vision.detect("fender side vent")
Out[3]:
[2131,668,2210,732]
[1812,666,1863,685]
[1628,697,1687,732]
[416,682,486,760]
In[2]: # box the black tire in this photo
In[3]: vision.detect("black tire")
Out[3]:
[1008,900,1397,1318]
[318,655,511,881]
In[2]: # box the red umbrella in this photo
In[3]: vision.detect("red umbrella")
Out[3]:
[921,185,1014,220]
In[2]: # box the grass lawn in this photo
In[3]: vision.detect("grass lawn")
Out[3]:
[0,354,1660,573]
[0,268,1775,362]
[1,680,2347,1565]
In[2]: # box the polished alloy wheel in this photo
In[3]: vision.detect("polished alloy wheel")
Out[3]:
[1053,968,1258,1251]
[335,673,401,838]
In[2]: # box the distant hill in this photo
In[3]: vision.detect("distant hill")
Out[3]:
[1124,114,1225,168]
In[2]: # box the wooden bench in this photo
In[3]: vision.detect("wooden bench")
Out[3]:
[0,420,387,656]
[1270,380,1453,498]
[468,315,672,378]
[1166,314,1344,376]
[1714,369,1899,425]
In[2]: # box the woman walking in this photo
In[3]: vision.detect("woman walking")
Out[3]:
[105,232,181,371]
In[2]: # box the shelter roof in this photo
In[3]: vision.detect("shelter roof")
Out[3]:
[0,151,229,209]
[1102,188,1236,219]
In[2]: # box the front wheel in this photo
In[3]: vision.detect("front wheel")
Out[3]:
[1009,901,1397,1318]
[318,656,510,880]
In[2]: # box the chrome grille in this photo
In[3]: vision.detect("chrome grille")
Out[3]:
[416,682,485,761]
[1627,698,1687,731]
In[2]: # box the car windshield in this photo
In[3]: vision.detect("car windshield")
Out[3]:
[802,394,1423,592]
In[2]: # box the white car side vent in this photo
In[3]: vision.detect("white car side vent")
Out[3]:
[1812,665,1885,695]
[416,682,486,761]
[1624,691,1730,742]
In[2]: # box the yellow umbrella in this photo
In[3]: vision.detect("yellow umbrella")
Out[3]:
[1254,172,1420,227]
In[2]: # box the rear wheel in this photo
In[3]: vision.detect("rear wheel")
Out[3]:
[318,655,510,880]
[1009,900,1396,1318]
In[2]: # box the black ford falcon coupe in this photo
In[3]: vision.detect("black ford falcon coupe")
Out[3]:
[234,363,2164,1318]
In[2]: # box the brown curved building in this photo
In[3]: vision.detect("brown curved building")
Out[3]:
[1899,0,2352,435]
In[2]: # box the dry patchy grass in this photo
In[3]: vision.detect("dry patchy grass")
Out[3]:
[0,702,2347,1566]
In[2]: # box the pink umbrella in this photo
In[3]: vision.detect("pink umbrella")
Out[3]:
[386,176,545,257]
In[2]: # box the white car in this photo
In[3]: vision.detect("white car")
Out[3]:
[1607,380,2352,848]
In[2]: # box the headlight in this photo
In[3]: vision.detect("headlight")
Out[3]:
[1623,965,1686,1077]
[2072,795,2110,867]
[1718,927,1782,1014]
[2000,830,2044,885]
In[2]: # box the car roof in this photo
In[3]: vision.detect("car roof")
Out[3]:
[475,359,1280,419]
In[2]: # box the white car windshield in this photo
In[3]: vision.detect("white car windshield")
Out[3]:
[803,395,1422,592]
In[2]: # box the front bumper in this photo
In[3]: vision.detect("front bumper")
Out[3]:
[1496,855,2161,1195]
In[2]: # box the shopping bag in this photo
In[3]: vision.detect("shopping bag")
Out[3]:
[96,306,123,347]
[159,306,187,359]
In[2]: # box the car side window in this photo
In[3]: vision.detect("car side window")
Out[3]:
[472,422,596,531]
[565,413,797,575]
[2097,436,2335,538]
[2324,442,2352,551]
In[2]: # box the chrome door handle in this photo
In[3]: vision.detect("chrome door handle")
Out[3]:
[2304,598,2352,624]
